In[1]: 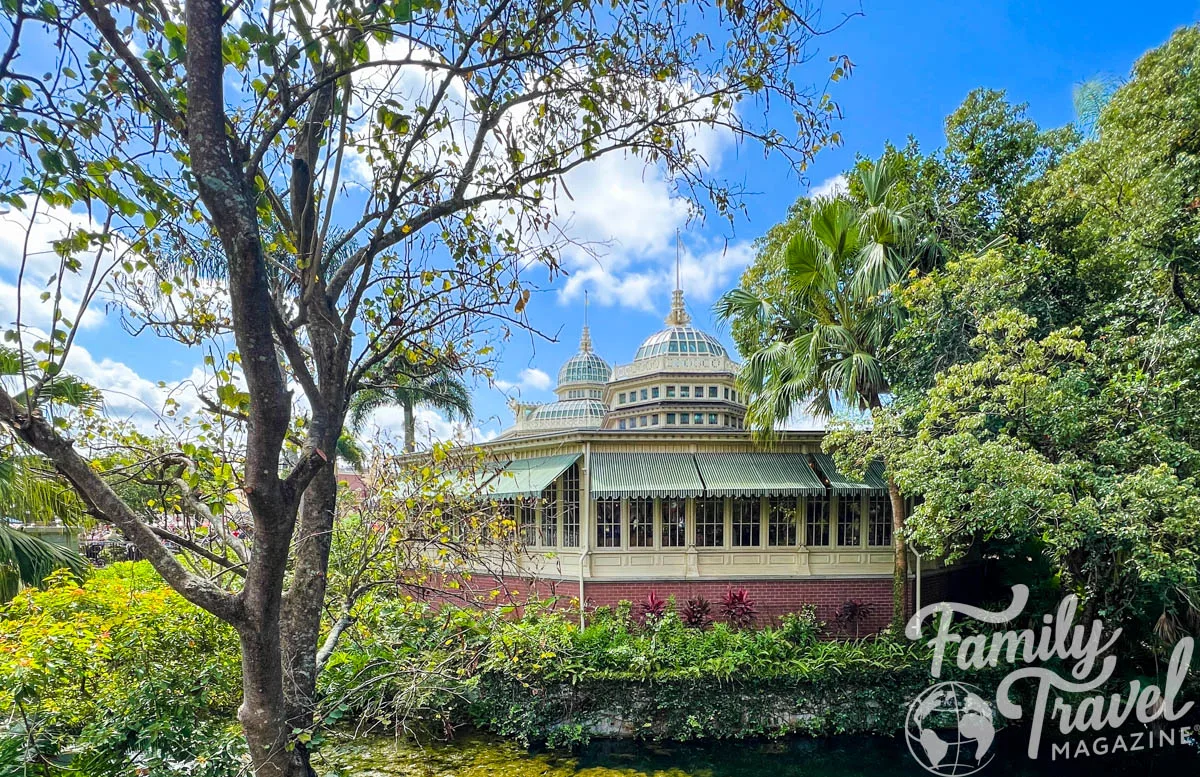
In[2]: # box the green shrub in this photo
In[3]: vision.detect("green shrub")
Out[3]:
[320,596,941,745]
[0,562,244,776]
[779,606,824,647]
[316,596,494,734]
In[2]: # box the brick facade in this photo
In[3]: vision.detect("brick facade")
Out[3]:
[582,578,897,634]
[416,566,978,637]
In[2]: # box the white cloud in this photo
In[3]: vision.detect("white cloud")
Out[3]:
[0,207,113,332]
[334,41,743,318]
[809,174,848,199]
[516,367,551,391]
[555,152,693,260]
[358,404,497,450]
[559,236,753,316]
[494,366,552,394]
[560,265,660,312]
[679,241,755,302]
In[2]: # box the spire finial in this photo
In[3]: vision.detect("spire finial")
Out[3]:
[675,230,681,291]
[666,231,690,326]
[580,290,593,352]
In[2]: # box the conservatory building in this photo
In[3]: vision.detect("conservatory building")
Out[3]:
[448,288,950,630]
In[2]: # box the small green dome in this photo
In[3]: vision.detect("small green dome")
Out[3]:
[558,351,611,386]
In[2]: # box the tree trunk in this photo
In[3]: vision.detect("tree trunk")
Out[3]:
[279,462,339,777]
[888,476,908,631]
[237,625,296,777]
[863,394,909,631]
[403,400,416,454]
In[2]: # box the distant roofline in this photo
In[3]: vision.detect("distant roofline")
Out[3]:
[394,427,828,465]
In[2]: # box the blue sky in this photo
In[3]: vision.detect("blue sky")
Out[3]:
[4,0,1199,445]
[473,0,1200,439]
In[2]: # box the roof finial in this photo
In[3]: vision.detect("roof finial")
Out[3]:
[666,230,690,326]
[675,230,682,291]
[580,290,593,352]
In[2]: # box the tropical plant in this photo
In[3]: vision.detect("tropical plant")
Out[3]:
[348,367,473,454]
[834,598,872,638]
[0,349,97,601]
[714,163,930,628]
[719,587,757,630]
[779,605,824,647]
[681,596,713,630]
[0,455,85,526]
[0,346,105,419]
[639,590,667,622]
[0,523,88,602]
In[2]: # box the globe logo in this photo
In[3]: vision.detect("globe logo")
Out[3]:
[905,682,997,775]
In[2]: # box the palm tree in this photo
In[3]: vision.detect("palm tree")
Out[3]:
[0,347,98,600]
[0,520,90,601]
[348,367,473,453]
[715,162,929,629]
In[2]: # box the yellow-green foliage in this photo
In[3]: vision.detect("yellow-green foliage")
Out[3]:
[0,562,243,775]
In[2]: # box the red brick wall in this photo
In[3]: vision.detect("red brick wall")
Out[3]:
[582,578,897,634]
[416,574,899,634]
[416,567,975,636]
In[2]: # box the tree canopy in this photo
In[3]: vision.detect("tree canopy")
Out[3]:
[726,25,1200,649]
[0,0,852,773]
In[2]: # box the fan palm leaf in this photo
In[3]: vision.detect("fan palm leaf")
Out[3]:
[0,523,89,602]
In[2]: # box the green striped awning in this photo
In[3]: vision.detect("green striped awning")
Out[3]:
[811,453,889,495]
[694,453,825,497]
[486,453,580,498]
[590,453,705,499]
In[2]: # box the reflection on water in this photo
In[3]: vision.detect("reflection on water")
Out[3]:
[323,730,1200,777]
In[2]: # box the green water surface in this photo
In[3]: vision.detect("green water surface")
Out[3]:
[323,731,1200,777]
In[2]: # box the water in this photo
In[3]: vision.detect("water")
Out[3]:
[323,729,1200,777]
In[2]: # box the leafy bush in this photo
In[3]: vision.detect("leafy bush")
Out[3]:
[458,604,945,746]
[317,594,497,738]
[779,605,824,647]
[639,591,667,622]
[0,562,244,776]
[719,587,756,629]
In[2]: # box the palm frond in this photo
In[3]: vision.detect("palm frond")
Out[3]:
[727,159,932,432]
[40,375,105,410]
[0,346,32,378]
[351,366,473,429]
[0,456,86,526]
[347,388,392,432]
[714,287,775,326]
[420,373,473,421]
[0,523,89,602]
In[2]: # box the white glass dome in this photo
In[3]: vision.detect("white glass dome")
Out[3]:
[634,326,728,360]
[530,399,607,421]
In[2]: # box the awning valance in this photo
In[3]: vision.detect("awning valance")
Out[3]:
[694,453,826,497]
[486,453,580,499]
[590,453,705,499]
[811,453,889,495]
